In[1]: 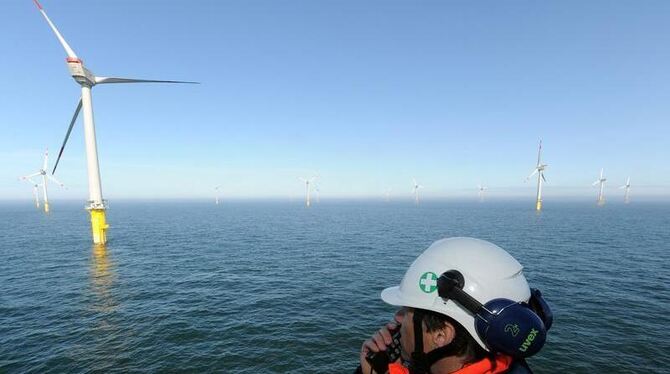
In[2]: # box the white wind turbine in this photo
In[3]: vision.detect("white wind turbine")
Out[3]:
[215,186,222,205]
[593,168,607,206]
[20,177,41,209]
[619,177,631,204]
[525,140,548,211]
[477,184,488,202]
[21,149,65,213]
[299,176,317,207]
[412,178,423,205]
[383,188,392,202]
[34,0,197,244]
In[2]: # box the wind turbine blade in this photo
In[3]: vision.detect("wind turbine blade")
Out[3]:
[592,181,600,186]
[52,98,83,175]
[536,139,542,166]
[21,173,41,180]
[525,169,538,181]
[33,0,78,58]
[94,77,200,85]
[541,173,546,183]
[42,149,49,171]
[48,175,65,187]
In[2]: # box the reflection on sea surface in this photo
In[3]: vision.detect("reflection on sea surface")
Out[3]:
[89,245,118,318]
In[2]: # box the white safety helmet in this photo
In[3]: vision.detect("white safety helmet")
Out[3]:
[381,237,531,352]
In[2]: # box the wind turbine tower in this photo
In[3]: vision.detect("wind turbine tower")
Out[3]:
[620,177,631,204]
[593,168,607,206]
[34,0,197,244]
[299,177,317,207]
[525,140,548,211]
[21,149,65,213]
[412,178,423,205]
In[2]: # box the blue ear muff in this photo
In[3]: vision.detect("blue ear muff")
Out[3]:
[437,270,548,359]
[529,288,553,331]
[475,298,547,358]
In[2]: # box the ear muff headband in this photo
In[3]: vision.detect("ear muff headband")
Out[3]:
[436,270,548,358]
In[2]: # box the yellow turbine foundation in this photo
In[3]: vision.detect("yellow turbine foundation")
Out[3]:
[44,202,50,213]
[535,200,542,211]
[89,209,109,245]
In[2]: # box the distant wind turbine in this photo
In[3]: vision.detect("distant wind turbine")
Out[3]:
[592,168,607,206]
[383,188,392,202]
[412,178,423,205]
[619,177,631,204]
[20,177,41,209]
[478,184,488,202]
[299,176,317,207]
[34,0,198,244]
[20,149,65,213]
[215,186,222,205]
[525,139,548,211]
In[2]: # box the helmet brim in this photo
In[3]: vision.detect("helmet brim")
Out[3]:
[381,286,405,306]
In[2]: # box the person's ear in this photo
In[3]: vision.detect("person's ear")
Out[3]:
[432,321,456,348]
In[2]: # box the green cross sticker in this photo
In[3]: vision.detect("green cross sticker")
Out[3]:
[419,272,438,293]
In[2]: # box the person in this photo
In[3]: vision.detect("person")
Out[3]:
[357,237,553,374]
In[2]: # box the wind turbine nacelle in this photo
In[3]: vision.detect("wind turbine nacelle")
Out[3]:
[66,58,95,86]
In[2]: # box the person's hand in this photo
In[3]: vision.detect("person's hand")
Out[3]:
[359,312,404,374]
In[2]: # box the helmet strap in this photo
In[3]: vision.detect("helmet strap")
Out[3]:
[408,310,461,374]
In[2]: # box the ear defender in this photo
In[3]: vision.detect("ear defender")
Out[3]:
[437,270,548,358]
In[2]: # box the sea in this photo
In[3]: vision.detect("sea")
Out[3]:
[1,200,669,373]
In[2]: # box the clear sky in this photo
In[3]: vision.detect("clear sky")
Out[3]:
[1,0,669,201]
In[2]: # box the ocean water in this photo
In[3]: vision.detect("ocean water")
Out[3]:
[1,200,669,373]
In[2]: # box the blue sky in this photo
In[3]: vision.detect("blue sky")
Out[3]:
[1,0,669,200]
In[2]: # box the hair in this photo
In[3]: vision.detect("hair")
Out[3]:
[420,308,489,364]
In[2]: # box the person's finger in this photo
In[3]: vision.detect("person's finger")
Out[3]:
[372,331,387,350]
[363,338,381,353]
[379,326,393,345]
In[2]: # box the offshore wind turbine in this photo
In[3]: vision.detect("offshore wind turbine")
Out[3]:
[20,149,65,213]
[299,176,317,207]
[412,178,423,205]
[20,177,41,209]
[525,140,548,211]
[593,168,607,206]
[619,177,631,204]
[383,188,392,202]
[477,184,488,202]
[215,186,222,205]
[33,0,197,244]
